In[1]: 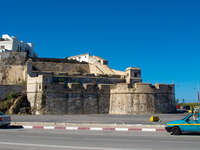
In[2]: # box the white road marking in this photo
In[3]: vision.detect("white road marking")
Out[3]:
[0,142,135,150]
[23,126,33,129]
[142,128,156,132]
[44,126,55,129]
[90,128,103,131]
[66,127,78,130]
[115,128,129,131]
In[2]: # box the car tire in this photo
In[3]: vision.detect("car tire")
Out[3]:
[171,127,181,135]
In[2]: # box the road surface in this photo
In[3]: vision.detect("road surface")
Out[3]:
[11,114,186,125]
[0,128,200,150]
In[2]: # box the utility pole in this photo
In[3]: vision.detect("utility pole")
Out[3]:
[198,88,200,106]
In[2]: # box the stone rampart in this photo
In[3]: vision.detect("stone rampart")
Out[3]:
[52,76,125,84]
[0,52,177,115]
[110,83,176,114]
[0,65,26,85]
[27,74,111,114]
[44,83,111,114]
[0,52,27,65]
[27,74,176,115]
[32,62,90,74]
[0,85,25,100]
[0,52,27,85]
[27,74,44,114]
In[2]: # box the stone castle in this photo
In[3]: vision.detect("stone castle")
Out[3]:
[0,35,176,114]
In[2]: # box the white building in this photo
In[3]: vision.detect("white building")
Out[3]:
[68,53,90,63]
[0,34,36,57]
[68,53,108,65]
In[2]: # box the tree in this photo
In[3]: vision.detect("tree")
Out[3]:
[176,98,179,104]
[182,99,185,104]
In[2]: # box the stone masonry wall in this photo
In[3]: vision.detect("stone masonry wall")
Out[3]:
[44,83,111,114]
[52,76,125,85]
[0,52,27,85]
[110,83,176,114]
[27,74,176,115]
[27,74,44,114]
[32,62,90,74]
[0,52,27,65]
[0,85,25,100]
[0,65,26,85]
[27,74,111,114]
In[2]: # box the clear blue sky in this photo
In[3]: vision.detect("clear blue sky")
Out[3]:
[1,0,200,102]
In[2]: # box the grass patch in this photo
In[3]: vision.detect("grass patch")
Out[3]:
[0,92,18,113]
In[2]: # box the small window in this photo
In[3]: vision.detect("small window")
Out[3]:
[134,73,138,77]
[39,84,41,89]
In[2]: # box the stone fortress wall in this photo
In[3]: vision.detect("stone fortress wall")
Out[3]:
[0,52,27,85]
[32,61,90,75]
[0,52,176,114]
[0,85,25,100]
[27,74,111,114]
[26,60,123,114]
[110,83,176,114]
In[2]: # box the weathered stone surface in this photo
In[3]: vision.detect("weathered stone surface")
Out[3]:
[110,83,176,114]
[0,52,176,115]
[0,85,25,100]
[0,52,27,65]
[32,62,90,74]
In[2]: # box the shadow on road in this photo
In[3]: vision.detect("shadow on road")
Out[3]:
[0,125,23,130]
[181,133,200,136]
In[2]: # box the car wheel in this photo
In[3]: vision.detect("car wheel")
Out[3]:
[171,127,181,135]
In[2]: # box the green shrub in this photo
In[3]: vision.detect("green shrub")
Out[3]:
[6,92,18,100]
[58,78,65,82]
[0,97,15,113]
[0,92,31,114]
[0,92,17,113]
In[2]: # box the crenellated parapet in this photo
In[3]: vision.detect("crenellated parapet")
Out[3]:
[68,83,81,90]
[134,83,174,94]
[26,72,113,114]
[110,82,176,114]
[110,82,174,94]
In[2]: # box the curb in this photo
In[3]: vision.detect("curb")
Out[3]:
[22,125,166,132]
[11,122,166,132]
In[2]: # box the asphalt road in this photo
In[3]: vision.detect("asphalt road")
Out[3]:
[0,128,200,150]
[11,114,187,125]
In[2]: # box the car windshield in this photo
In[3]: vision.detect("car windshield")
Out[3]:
[182,114,192,120]
[0,112,4,115]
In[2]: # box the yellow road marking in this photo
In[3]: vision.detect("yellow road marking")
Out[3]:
[168,124,200,126]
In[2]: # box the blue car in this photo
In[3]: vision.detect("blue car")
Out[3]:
[166,110,200,135]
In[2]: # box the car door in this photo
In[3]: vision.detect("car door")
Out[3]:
[184,113,200,132]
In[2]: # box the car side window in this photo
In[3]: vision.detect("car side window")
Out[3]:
[193,111,199,121]
[188,115,196,121]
